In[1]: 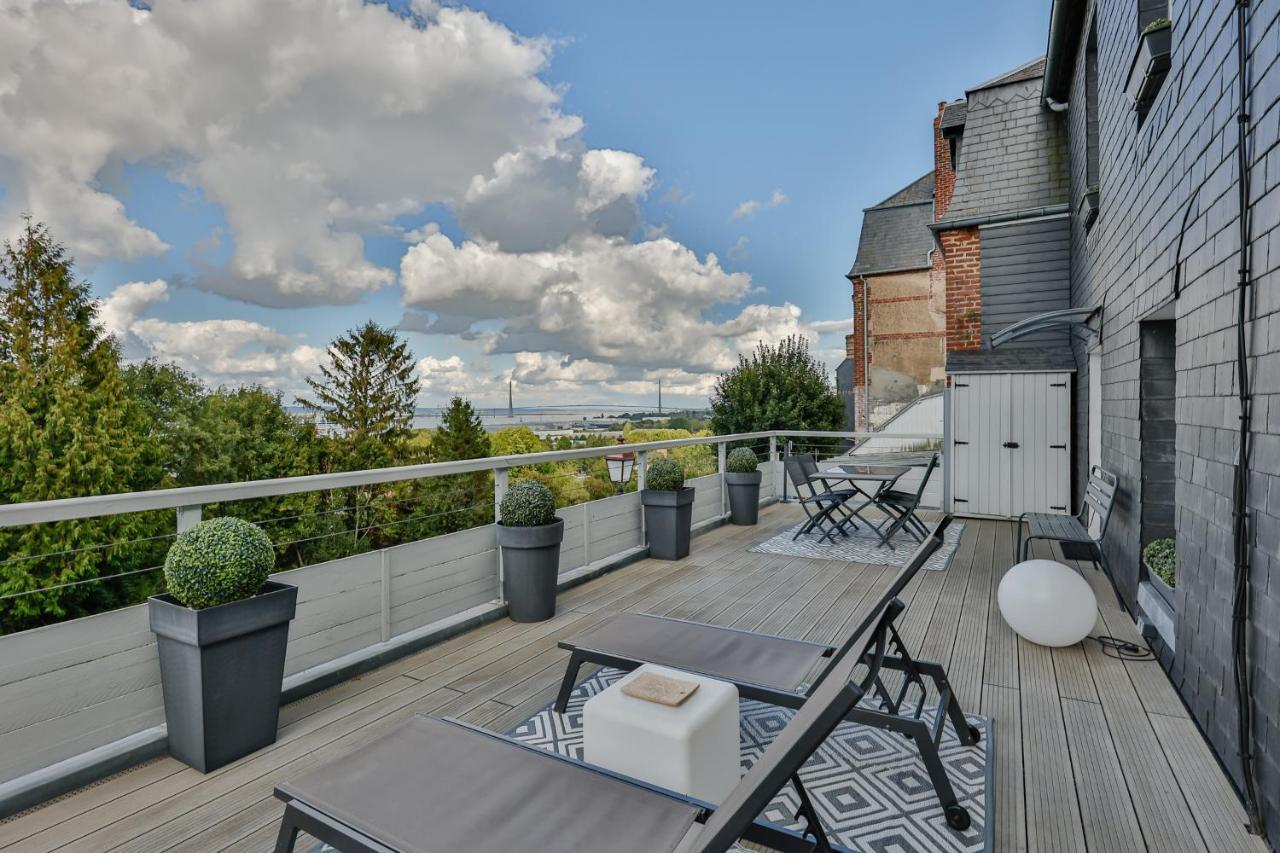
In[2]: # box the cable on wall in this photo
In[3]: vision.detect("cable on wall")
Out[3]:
[1230,0,1264,838]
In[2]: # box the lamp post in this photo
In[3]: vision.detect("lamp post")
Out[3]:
[605,436,635,495]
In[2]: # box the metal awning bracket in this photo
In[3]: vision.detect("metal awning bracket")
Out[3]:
[990,306,1101,349]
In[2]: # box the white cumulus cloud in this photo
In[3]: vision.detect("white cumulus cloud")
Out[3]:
[0,0,579,305]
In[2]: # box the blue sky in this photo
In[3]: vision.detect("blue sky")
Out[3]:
[0,0,1050,408]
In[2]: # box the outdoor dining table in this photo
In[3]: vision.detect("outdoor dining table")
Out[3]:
[809,464,911,546]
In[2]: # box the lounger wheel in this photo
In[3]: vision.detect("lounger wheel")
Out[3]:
[967,724,982,744]
[945,804,971,831]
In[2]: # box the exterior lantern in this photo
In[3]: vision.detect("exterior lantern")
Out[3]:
[605,438,635,494]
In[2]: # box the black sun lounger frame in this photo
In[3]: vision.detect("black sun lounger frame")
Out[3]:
[273,589,915,853]
[553,515,979,831]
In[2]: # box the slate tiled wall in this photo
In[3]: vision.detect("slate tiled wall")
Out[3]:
[1064,0,1280,836]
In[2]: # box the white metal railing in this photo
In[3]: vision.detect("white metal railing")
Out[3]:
[0,430,942,529]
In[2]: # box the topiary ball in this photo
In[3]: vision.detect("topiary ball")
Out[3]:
[726,447,759,474]
[163,517,276,610]
[647,457,686,492]
[500,479,558,527]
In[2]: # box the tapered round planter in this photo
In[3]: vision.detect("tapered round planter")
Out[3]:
[725,471,762,525]
[498,518,564,622]
[642,487,695,560]
[148,581,297,773]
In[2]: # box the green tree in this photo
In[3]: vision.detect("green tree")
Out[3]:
[297,321,419,470]
[123,360,208,489]
[0,221,152,630]
[417,397,493,535]
[709,336,843,437]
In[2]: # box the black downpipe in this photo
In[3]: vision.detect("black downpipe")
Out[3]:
[1231,0,1264,839]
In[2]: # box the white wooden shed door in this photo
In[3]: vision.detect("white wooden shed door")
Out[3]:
[950,371,1071,517]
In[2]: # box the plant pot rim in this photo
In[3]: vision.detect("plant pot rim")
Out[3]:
[497,517,565,529]
[496,516,565,549]
[725,470,763,482]
[641,486,696,507]
[148,579,296,613]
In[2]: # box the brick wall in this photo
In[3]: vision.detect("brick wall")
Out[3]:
[940,228,981,352]
[1063,0,1280,836]
[934,102,957,218]
[849,277,868,429]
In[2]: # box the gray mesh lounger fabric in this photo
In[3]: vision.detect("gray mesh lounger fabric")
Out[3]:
[566,613,831,692]
[275,715,700,853]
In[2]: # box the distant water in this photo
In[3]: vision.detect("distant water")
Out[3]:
[286,406,708,435]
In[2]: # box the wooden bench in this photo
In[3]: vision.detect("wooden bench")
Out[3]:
[1017,466,1122,607]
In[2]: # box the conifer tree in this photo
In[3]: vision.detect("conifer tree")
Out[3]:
[0,221,151,630]
[296,321,419,470]
[419,397,493,535]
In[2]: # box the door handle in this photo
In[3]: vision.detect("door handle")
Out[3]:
[1003,441,1020,449]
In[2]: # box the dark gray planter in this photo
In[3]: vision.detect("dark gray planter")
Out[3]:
[725,470,762,525]
[497,518,564,622]
[1144,558,1176,610]
[148,581,297,773]
[642,487,695,560]
[1125,24,1172,112]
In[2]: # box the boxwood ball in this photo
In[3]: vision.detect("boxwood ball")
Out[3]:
[164,517,276,610]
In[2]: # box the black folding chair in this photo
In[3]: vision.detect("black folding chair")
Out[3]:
[876,453,940,545]
[783,454,859,544]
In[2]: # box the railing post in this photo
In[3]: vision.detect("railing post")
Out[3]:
[380,550,391,643]
[768,435,778,499]
[637,450,648,546]
[718,441,728,519]
[176,505,202,534]
[494,467,508,604]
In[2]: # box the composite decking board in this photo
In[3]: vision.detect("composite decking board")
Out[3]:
[0,506,1260,853]
[1059,697,1147,853]
[1077,627,1206,852]
[1019,638,1087,853]
[1147,713,1267,852]
[983,683,1028,853]
[947,519,997,709]
[917,516,987,706]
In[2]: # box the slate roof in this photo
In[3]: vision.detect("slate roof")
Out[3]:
[937,58,1069,226]
[940,100,967,132]
[967,57,1048,94]
[946,347,1077,374]
[848,172,935,277]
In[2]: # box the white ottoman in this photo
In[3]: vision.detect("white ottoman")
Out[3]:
[584,664,740,803]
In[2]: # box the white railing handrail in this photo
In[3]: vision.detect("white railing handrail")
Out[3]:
[0,429,941,529]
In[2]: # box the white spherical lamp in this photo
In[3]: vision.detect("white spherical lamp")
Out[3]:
[997,559,1098,647]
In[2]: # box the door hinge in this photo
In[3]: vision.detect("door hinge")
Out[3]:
[954,440,969,445]
[954,382,969,387]
[1003,441,1020,449]
[954,498,968,503]
[1050,505,1067,511]
[1051,382,1067,387]
[1050,444,1067,449]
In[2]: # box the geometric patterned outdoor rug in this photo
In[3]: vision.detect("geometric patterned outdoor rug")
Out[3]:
[507,668,993,852]
[749,520,965,571]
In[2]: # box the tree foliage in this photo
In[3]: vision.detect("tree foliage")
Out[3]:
[709,336,843,435]
[297,321,419,470]
[0,221,153,630]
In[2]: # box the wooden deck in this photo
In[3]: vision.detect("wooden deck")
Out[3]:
[0,505,1263,852]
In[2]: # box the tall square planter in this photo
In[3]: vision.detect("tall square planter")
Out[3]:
[148,581,297,772]
[642,487,695,560]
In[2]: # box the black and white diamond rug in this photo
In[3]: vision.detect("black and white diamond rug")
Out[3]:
[749,520,964,570]
[509,668,993,852]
